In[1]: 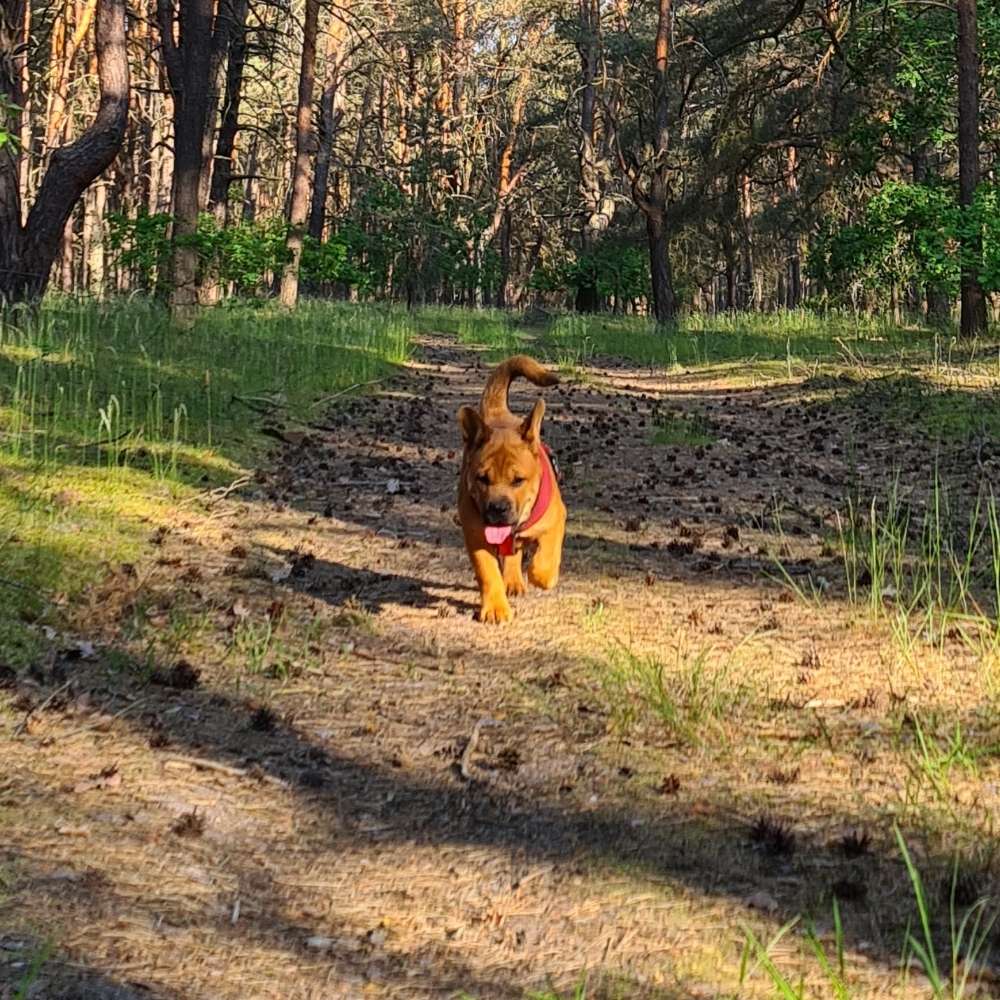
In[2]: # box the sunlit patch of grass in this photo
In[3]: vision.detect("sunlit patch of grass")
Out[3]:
[412,304,961,374]
[413,305,531,359]
[544,308,938,370]
[0,298,412,473]
[835,481,1000,642]
[0,298,414,667]
[598,634,762,745]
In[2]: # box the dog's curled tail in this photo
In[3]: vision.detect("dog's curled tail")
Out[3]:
[480,355,559,420]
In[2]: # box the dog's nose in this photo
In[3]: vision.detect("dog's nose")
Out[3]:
[484,499,514,525]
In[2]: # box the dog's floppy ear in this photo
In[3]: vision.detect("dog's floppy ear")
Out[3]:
[520,398,545,445]
[458,405,487,447]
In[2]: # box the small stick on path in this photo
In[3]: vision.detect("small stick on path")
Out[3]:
[163,754,291,789]
[459,717,499,780]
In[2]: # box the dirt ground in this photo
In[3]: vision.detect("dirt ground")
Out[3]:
[3,336,1000,999]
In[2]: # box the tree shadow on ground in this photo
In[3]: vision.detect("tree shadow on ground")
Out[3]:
[0,934,174,1000]
[5,649,998,998]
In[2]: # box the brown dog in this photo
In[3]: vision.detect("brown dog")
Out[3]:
[457,355,566,623]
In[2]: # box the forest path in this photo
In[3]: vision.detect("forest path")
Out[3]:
[3,334,976,999]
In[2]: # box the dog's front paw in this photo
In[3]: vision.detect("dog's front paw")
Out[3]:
[505,576,526,597]
[479,594,513,624]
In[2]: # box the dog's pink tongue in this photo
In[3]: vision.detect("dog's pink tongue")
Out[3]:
[485,525,512,546]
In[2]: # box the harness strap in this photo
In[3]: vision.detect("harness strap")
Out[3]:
[497,445,555,557]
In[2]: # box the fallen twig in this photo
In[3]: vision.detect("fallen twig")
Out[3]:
[163,754,290,789]
[232,394,286,415]
[459,717,499,780]
[56,428,134,451]
[58,696,149,742]
[307,378,388,410]
[180,474,252,508]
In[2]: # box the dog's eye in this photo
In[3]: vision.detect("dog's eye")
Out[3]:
[511,476,525,487]
[477,473,490,486]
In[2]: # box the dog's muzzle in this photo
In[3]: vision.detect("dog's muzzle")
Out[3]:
[483,498,515,526]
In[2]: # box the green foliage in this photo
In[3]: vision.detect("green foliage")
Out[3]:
[105,179,504,302]
[813,179,1000,302]
[109,213,289,296]
[0,95,21,150]
[532,237,649,306]
[107,210,172,294]
[301,232,351,286]
[811,182,959,298]
[345,179,499,299]
[197,215,289,292]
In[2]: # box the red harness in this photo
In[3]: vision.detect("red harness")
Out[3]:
[495,444,556,557]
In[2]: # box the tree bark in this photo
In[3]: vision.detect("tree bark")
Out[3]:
[738,173,754,310]
[0,0,129,304]
[610,0,675,323]
[309,18,348,240]
[208,0,249,225]
[911,143,951,324]
[957,0,988,336]
[785,146,801,308]
[643,0,675,324]
[158,0,216,327]
[646,210,675,324]
[278,0,319,308]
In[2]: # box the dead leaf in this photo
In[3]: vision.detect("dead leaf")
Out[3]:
[231,599,251,619]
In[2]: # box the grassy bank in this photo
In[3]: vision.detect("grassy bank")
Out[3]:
[414,305,957,372]
[0,299,413,664]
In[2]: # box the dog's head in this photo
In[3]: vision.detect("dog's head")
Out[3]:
[458,400,545,528]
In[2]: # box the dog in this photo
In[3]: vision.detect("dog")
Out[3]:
[457,355,566,623]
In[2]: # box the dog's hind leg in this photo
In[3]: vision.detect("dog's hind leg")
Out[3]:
[502,551,526,597]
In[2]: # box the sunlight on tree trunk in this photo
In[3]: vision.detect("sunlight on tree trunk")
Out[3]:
[279,0,319,309]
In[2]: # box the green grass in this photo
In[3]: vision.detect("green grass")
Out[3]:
[1,298,411,473]
[650,409,715,446]
[741,829,998,1000]
[835,481,1000,643]
[416,305,949,370]
[0,298,413,662]
[598,634,761,745]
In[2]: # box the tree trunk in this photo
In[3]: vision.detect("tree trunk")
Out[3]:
[309,18,348,240]
[911,144,952,324]
[957,0,987,336]
[279,0,319,308]
[496,207,511,309]
[646,210,675,324]
[158,0,217,327]
[645,0,675,324]
[207,0,248,224]
[738,173,755,310]
[577,0,613,246]
[785,146,801,308]
[85,179,107,294]
[0,0,129,303]
[242,131,258,222]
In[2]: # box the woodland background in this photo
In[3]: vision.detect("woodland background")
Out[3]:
[1,0,999,329]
